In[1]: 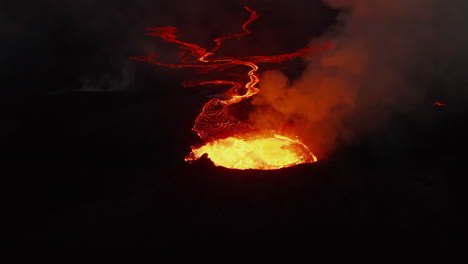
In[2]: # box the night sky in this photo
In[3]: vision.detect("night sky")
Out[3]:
[2,0,467,257]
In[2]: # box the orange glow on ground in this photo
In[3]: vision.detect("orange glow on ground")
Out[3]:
[186,134,317,170]
[434,101,447,107]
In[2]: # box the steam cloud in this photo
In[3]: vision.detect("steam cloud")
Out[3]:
[249,0,468,157]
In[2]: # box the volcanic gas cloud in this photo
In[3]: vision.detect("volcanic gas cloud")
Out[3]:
[133,6,331,170]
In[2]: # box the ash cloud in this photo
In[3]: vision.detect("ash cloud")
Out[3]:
[250,0,468,157]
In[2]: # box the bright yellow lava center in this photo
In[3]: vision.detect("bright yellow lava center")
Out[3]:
[185,134,317,170]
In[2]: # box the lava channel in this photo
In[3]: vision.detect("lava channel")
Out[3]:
[133,6,329,170]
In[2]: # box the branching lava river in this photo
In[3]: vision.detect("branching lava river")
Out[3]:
[133,6,329,170]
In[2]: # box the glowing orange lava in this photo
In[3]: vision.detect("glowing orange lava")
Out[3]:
[133,6,329,170]
[186,134,317,170]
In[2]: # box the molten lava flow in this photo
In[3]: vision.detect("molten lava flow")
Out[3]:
[186,134,318,170]
[133,6,329,170]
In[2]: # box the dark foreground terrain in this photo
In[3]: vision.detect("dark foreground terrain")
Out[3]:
[2,91,466,257]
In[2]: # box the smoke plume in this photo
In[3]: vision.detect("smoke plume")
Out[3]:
[249,0,468,157]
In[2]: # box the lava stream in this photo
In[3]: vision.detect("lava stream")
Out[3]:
[133,6,328,170]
